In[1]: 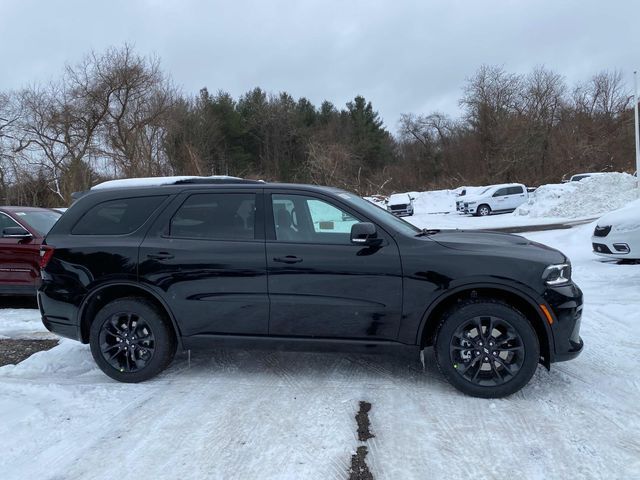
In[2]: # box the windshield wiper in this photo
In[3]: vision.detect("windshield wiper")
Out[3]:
[415,228,440,237]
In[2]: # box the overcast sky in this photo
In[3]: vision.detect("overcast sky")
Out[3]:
[1,0,639,132]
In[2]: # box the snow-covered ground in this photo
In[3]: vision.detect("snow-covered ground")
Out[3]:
[0,308,56,340]
[1,214,639,479]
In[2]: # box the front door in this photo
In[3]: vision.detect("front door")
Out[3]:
[139,190,269,337]
[266,192,403,340]
[491,187,510,212]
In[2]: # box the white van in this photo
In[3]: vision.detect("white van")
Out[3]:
[461,183,528,216]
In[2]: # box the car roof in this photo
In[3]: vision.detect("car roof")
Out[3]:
[487,183,525,188]
[0,206,60,213]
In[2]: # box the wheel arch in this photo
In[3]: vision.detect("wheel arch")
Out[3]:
[77,282,183,349]
[417,283,554,368]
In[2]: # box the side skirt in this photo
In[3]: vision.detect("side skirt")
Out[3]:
[182,334,421,359]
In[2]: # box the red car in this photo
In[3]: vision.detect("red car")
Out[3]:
[0,206,62,295]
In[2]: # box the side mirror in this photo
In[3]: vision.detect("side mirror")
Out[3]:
[350,222,381,246]
[3,226,32,239]
[409,195,416,201]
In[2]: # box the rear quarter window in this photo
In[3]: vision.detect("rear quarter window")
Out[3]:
[72,196,166,235]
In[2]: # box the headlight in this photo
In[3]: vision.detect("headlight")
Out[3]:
[543,263,571,286]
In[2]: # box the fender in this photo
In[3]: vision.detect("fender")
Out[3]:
[77,280,184,349]
[414,279,555,360]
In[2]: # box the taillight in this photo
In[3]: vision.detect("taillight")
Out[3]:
[39,246,55,269]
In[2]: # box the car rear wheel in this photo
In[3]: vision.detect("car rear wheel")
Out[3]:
[434,299,540,398]
[476,204,491,216]
[90,297,176,383]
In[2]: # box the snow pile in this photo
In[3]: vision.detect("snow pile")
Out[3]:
[412,189,457,214]
[515,172,638,218]
[365,189,459,214]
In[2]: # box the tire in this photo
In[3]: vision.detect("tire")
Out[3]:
[434,299,540,398]
[476,204,491,216]
[89,297,177,383]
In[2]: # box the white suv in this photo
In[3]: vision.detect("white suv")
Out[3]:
[462,183,528,216]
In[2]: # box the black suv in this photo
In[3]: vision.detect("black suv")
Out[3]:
[38,177,583,397]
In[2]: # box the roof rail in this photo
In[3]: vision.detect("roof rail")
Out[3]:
[91,175,264,191]
[173,178,264,185]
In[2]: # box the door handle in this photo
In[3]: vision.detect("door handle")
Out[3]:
[147,252,174,260]
[273,255,303,264]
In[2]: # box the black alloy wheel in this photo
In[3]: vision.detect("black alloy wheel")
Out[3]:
[434,299,539,398]
[449,315,524,386]
[99,312,156,373]
[90,297,176,383]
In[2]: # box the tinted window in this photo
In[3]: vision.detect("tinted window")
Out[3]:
[72,196,166,235]
[508,186,524,195]
[493,188,509,197]
[272,194,360,244]
[170,193,256,240]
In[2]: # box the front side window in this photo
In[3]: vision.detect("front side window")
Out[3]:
[493,188,509,197]
[73,196,166,235]
[272,194,360,244]
[170,193,256,240]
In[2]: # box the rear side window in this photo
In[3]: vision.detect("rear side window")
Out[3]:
[508,186,524,195]
[0,213,21,231]
[72,196,166,235]
[169,193,256,240]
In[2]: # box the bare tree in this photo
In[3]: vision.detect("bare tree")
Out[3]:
[96,45,177,177]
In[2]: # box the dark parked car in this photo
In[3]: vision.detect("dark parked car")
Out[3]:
[0,206,61,295]
[39,178,583,397]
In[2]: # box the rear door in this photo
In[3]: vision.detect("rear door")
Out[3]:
[508,185,527,209]
[265,191,403,340]
[139,189,269,337]
[0,212,39,288]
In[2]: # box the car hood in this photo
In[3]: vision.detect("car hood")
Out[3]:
[427,230,566,263]
[596,199,640,232]
[388,194,411,206]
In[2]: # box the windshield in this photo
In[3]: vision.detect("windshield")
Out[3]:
[14,210,61,235]
[338,192,421,236]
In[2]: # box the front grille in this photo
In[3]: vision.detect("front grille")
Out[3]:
[592,243,612,254]
[593,225,611,237]
[390,204,408,210]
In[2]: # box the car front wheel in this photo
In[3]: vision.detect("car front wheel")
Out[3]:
[89,297,177,383]
[434,299,540,398]
[476,204,491,216]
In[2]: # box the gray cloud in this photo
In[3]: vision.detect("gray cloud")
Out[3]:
[1,0,638,132]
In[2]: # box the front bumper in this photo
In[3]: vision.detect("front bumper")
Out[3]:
[544,282,584,362]
[462,203,477,214]
[591,232,639,259]
[388,207,413,217]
